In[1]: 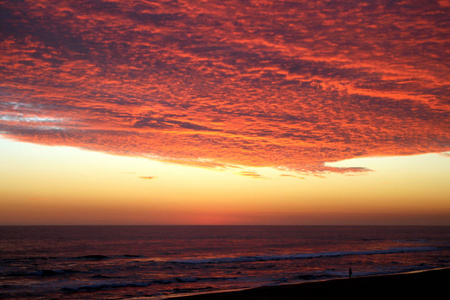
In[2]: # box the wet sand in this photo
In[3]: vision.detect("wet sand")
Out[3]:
[167,267,450,299]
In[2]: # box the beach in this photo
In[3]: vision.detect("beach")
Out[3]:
[168,267,450,300]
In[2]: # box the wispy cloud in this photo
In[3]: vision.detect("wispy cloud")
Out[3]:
[280,174,305,180]
[1,0,448,173]
[239,171,265,179]
[139,176,157,180]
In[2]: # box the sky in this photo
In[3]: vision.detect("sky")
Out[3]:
[0,0,449,225]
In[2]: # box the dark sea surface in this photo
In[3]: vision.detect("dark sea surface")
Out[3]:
[1,226,449,299]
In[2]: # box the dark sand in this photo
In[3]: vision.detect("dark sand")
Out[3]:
[167,267,450,299]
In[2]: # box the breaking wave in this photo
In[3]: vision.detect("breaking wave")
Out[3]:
[171,246,439,264]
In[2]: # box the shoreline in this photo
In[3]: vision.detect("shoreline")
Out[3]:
[159,267,450,300]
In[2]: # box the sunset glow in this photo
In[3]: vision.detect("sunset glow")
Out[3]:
[1,0,449,225]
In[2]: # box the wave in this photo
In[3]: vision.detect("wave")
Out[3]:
[61,276,238,293]
[77,255,111,260]
[62,281,150,293]
[171,246,440,264]
[152,275,238,285]
[2,254,143,265]
[74,254,142,260]
[6,269,78,277]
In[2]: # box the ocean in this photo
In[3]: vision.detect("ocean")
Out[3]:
[1,226,449,299]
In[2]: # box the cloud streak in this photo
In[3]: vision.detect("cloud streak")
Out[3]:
[139,176,156,180]
[1,0,449,172]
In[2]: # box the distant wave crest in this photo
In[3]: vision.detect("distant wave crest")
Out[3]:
[171,246,440,264]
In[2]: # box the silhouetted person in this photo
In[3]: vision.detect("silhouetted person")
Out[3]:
[349,267,352,279]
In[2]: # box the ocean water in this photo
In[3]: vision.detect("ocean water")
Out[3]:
[0,226,449,299]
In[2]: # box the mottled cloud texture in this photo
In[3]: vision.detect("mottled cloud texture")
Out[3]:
[1,0,449,173]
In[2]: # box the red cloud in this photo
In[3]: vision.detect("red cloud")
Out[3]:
[1,0,449,173]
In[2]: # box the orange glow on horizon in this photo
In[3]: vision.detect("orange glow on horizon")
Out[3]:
[1,139,449,225]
